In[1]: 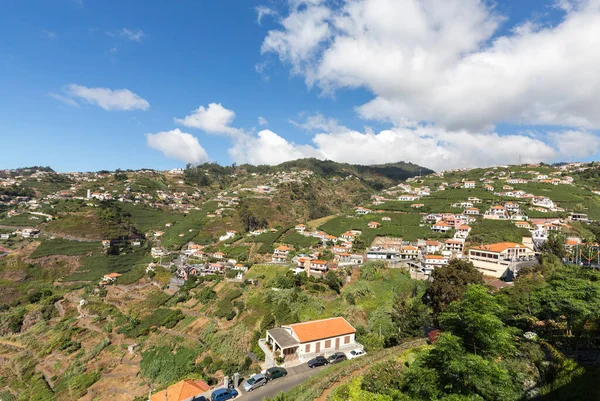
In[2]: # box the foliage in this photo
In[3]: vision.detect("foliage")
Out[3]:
[119,308,185,337]
[469,219,531,244]
[238,201,268,232]
[424,259,484,316]
[391,296,432,341]
[30,239,100,258]
[140,345,200,386]
[440,285,518,357]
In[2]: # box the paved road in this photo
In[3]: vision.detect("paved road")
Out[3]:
[238,363,326,401]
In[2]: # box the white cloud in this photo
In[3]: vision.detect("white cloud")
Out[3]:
[43,30,58,40]
[289,113,350,134]
[146,129,209,164]
[228,129,322,165]
[106,28,145,42]
[227,124,565,170]
[58,84,150,111]
[49,93,79,107]
[256,6,277,24]
[175,103,243,136]
[258,116,268,126]
[549,130,600,158]
[262,0,600,130]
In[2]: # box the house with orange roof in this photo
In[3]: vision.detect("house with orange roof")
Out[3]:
[340,231,356,241]
[150,379,211,401]
[464,207,480,215]
[272,245,294,263]
[401,245,419,260]
[367,221,381,229]
[422,254,448,274]
[468,242,535,278]
[261,317,361,367]
[309,259,328,272]
[295,223,307,233]
[431,221,452,233]
[102,272,122,283]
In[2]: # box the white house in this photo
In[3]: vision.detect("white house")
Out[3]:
[261,317,361,367]
[421,255,448,275]
[468,242,535,278]
[355,207,371,215]
[272,245,294,263]
[398,195,420,201]
[431,221,452,233]
[463,181,476,189]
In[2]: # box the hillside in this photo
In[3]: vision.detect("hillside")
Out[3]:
[1,161,600,401]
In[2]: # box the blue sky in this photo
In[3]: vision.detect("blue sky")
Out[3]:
[1,0,599,172]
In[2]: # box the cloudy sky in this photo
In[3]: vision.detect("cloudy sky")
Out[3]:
[2,0,600,171]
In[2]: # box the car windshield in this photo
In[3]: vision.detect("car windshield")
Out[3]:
[247,378,255,384]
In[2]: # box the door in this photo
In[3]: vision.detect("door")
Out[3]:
[335,338,340,350]
[316,342,321,353]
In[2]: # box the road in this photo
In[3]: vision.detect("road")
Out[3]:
[238,363,326,401]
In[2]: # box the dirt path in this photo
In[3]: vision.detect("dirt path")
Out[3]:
[0,339,26,350]
[55,299,65,317]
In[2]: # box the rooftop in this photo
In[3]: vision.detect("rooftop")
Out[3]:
[150,379,211,401]
[287,317,356,343]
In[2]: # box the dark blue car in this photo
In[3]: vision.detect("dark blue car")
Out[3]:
[211,388,238,401]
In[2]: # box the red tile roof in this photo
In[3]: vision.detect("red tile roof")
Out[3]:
[288,317,355,343]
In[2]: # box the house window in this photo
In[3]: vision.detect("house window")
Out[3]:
[305,344,310,353]
[324,340,331,349]
[344,336,350,344]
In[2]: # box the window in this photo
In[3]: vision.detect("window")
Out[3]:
[344,336,350,344]
[324,340,331,348]
[305,344,310,353]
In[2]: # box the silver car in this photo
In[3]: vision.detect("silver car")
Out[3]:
[242,373,267,392]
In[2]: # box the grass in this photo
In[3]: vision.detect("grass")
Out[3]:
[63,248,150,282]
[30,239,101,258]
[45,212,128,240]
[245,264,289,282]
[280,230,320,249]
[468,219,532,244]
[120,203,183,233]
[160,210,207,250]
[253,227,290,253]
[319,213,441,243]
[0,213,43,226]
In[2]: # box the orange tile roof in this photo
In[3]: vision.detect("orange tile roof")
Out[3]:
[275,245,294,251]
[151,379,211,401]
[288,317,355,343]
[311,259,327,265]
[471,242,532,253]
[424,255,445,259]
[104,272,122,279]
[426,240,440,246]
[403,245,418,251]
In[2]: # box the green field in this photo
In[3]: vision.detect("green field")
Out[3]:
[0,213,43,226]
[319,213,441,243]
[30,239,101,258]
[253,227,290,253]
[468,219,531,244]
[64,248,150,282]
[121,203,183,233]
[279,230,319,249]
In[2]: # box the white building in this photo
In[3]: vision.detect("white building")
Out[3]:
[260,317,361,367]
[468,242,535,278]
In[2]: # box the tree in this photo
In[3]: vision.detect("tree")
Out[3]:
[440,284,518,357]
[532,265,600,336]
[400,334,524,401]
[325,270,342,294]
[391,296,432,340]
[424,259,484,316]
[537,232,567,260]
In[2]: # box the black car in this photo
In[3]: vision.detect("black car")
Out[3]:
[307,355,328,368]
[327,352,347,364]
[265,367,287,381]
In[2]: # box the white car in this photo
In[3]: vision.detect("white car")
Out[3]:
[346,349,366,359]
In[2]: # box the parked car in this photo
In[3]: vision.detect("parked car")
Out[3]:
[347,349,366,359]
[307,355,328,368]
[327,352,347,364]
[242,373,267,392]
[211,388,238,401]
[265,367,287,381]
